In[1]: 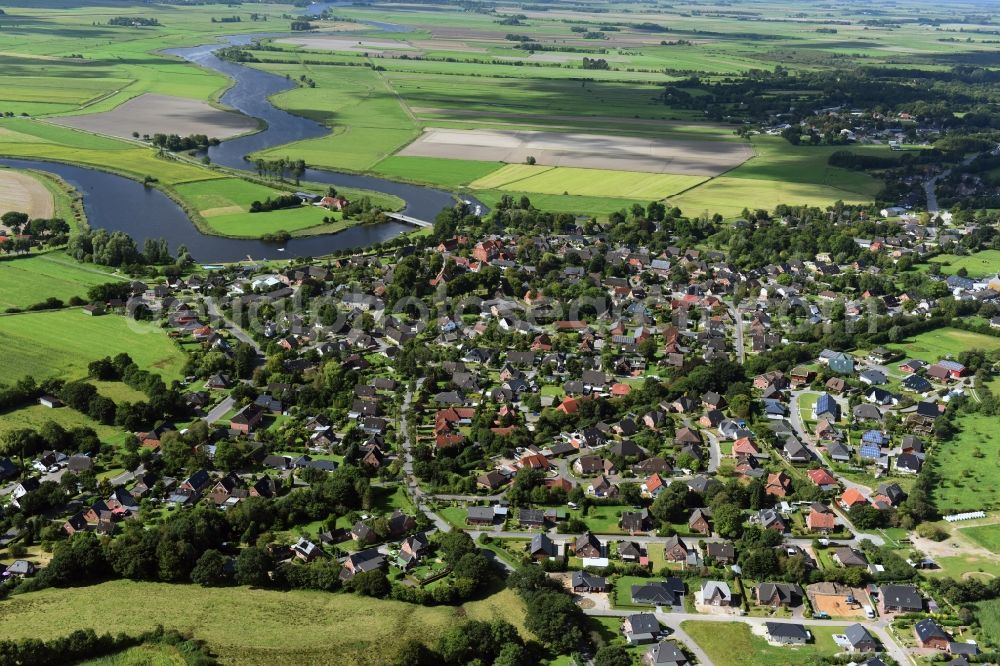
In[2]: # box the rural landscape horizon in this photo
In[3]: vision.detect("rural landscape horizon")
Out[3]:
[1,1,1000,665]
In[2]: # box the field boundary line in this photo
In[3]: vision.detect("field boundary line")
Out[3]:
[485,165,557,190]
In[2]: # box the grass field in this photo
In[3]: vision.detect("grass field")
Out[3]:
[470,164,707,199]
[174,178,341,237]
[0,253,121,310]
[975,598,1000,650]
[475,189,643,218]
[0,119,226,186]
[78,645,186,666]
[962,524,1000,552]
[681,621,841,666]
[0,580,527,666]
[932,414,1000,513]
[930,554,1000,580]
[252,63,420,172]
[0,403,126,442]
[373,156,499,188]
[667,136,886,217]
[888,327,1000,364]
[0,309,186,385]
[928,250,1000,277]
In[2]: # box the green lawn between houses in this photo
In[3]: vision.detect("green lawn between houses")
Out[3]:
[681,621,842,666]
[0,309,187,385]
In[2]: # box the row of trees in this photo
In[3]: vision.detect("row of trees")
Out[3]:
[148,133,219,152]
[249,194,302,213]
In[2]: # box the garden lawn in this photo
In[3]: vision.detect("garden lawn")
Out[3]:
[797,392,819,426]
[573,505,626,534]
[0,253,122,311]
[888,327,1000,364]
[612,575,659,609]
[931,413,1000,513]
[681,621,841,666]
[0,580,527,666]
[470,164,708,199]
[0,309,186,384]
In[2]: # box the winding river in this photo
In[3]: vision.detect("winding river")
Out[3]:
[2,16,475,262]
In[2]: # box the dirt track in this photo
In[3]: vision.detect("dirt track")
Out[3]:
[398,127,752,175]
[0,170,54,220]
[50,93,258,141]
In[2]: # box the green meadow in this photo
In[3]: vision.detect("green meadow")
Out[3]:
[373,156,500,188]
[932,414,1000,514]
[0,309,187,385]
[79,645,187,666]
[0,252,122,310]
[0,580,528,666]
[174,177,403,237]
[0,403,126,443]
[962,524,1000,552]
[471,164,708,199]
[888,327,1000,364]
[929,250,1000,277]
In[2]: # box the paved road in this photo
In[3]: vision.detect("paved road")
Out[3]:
[788,391,875,495]
[205,296,263,356]
[704,430,722,474]
[205,396,235,425]
[399,380,452,533]
[727,301,745,364]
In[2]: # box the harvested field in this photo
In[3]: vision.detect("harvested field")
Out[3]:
[276,36,419,53]
[410,108,739,138]
[411,40,487,53]
[0,169,54,220]
[49,94,258,141]
[398,128,752,175]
